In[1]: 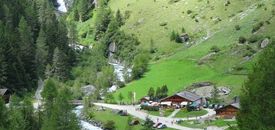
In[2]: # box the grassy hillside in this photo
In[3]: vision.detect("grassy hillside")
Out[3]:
[110,0,275,101]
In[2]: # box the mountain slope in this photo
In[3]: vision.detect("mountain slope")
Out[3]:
[110,0,275,101]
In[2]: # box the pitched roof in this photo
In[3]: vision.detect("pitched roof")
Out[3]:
[230,102,240,109]
[176,91,201,102]
[0,89,8,96]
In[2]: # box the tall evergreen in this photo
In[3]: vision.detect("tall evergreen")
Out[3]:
[237,41,275,130]
[18,16,37,89]
[52,48,70,81]
[36,29,49,78]
[115,9,124,27]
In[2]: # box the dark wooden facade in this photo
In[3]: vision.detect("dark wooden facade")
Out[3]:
[0,89,12,103]
[216,105,239,118]
[161,95,191,104]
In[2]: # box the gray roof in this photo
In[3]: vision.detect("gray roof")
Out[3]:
[231,102,240,109]
[0,89,8,96]
[176,91,201,102]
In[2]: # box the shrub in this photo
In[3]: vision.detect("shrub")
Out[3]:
[235,25,241,31]
[170,30,177,41]
[187,10,193,14]
[159,22,168,26]
[252,22,264,33]
[169,0,180,4]
[248,35,263,43]
[239,36,247,44]
[104,120,116,130]
[210,45,221,53]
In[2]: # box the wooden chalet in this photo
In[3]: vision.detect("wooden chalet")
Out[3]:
[0,88,12,103]
[160,91,202,107]
[215,101,240,119]
[140,96,150,103]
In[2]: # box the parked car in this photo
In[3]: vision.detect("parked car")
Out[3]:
[153,122,162,128]
[157,124,167,129]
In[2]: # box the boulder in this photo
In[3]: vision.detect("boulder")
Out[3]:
[180,33,190,42]
[108,42,116,53]
[260,38,270,48]
[81,85,96,96]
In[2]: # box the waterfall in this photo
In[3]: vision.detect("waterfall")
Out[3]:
[57,0,68,12]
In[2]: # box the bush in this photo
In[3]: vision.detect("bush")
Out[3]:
[248,35,263,43]
[252,22,264,33]
[140,105,159,111]
[239,36,247,44]
[187,10,193,14]
[159,22,167,26]
[235,25,241,31]
[210,45,221,53]
[104,120,115,130]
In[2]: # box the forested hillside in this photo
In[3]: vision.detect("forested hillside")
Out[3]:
[0,0,75,94]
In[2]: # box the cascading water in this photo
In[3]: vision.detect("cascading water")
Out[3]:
[57,0,68,12]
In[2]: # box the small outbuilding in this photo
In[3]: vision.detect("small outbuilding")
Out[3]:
[215,101,240,119]
[140,96,150,103]
[0,88,12,103]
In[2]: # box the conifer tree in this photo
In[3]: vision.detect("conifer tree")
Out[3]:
[36,29,49,79]
[115,9,124,27]
[52,48,70,81]
[18,16,37,88]
[237,41,275,130]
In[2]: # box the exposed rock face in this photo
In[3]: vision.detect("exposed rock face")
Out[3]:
[81,85,96,96]
[260,38,270,48]
[180,33,190,42]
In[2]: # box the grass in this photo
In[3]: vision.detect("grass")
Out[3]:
[174,109,208,118]
[111,0,275,102]
[179,119,237,129]
[93,109,176,130]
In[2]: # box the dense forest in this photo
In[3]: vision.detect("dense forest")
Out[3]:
[0,0,75,94]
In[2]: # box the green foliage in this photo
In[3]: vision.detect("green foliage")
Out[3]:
[116,9,124,26]
[118,93,124,103]
[210,45,221,53]
[239,36,247,44]
[94,7,112,40]
[237,41,275,130]
[252,21,264,33]
[104,120,116,130]
[147,87,155,100]
[132,53,150,79]
[51,48,70,81]
[36,29,49,78]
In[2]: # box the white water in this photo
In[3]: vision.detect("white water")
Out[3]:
[57,0,67,12]
[109,62,132,82]
[74,106,103,130]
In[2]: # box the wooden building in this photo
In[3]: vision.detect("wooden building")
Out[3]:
[160,91,202,107]
[140,96,150,103]
[215,102,240,118]
[0,88,12,103]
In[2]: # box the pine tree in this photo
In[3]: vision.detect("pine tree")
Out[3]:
[237,41,275,130]
[160,85,168,98]
[77,0,88,22]
[36,29,49,79]
[52,48,70,81]
[18,16,37,85]
[0,48,7,86]
[115,9,124,27]
[54,88,80,130]
[148,87,155,100]
[155,87,161,100]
